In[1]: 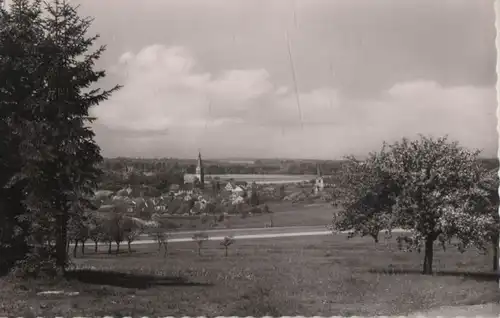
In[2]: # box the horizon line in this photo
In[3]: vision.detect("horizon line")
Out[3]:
[101,156,499,162]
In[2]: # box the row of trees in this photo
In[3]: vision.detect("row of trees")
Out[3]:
[101,157,350,176]
[331,136,499,275]
[68,212,148,257]
[98,169,185,193]
[67,211,239,258]
[0,0,119,276]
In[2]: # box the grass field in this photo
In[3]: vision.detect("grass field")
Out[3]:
[0,234,498,317]
[228,202,334,228]
[164,202,335,230]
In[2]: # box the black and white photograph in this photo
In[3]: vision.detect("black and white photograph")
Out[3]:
[0,0,499,316]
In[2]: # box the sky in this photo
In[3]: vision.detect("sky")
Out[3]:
[70,0,497,159]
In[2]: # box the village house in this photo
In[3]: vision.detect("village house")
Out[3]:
[130,196,156,218]
[224,181,248,195]
[169,183,180,193]
[224,181,235,192]
[116,186,132,197]
[152,196,169,212]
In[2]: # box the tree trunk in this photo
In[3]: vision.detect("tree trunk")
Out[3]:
[422,237,434,275]
[73,240,78,258]
[55,212,68,273]
[94,241,98,253]
[163,243,168,258]
[108,242,112,254]
[492,234,499,272]
[116,242,120,254]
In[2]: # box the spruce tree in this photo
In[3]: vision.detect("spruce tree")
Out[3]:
[0,0,46,275]
[0,0,120,275]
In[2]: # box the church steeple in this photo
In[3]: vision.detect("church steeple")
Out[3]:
[195,150,204,189]
[316,163,322,177]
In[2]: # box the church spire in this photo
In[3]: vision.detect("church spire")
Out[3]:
[197,149,203,171]
[196,149,204,189]
[316,163,322,177]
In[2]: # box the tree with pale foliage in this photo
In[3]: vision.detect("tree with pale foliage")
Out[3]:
[475,168,499,271]
[121,217,145,253]
[101,213,125,254]
[148,213,178,257]
[330,153,395,243]
[331,135,498,275]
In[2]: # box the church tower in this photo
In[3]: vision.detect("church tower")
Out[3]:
[195,151,205,189]
[314,163,324,194]
[316,163,322,177]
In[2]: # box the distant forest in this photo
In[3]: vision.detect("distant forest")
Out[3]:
[101,157,499,176]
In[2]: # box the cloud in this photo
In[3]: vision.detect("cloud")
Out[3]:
[264,81,496,159]
[93,45,279,134]
[92,44,496,159]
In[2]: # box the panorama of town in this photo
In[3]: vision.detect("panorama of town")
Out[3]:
[0,0,499,317]
[95,152,330,228]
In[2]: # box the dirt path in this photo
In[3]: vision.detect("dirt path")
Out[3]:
[131,228,409,245]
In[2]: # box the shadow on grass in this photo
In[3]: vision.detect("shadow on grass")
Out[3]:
[369,268,499,282]
[65,269,213,289]
[78,250,153,258]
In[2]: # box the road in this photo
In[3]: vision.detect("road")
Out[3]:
[68,225,408,247]
[129,225,408,245]
[137,225,326,240]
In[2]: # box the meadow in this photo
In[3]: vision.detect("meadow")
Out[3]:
[155,201,334,231]
[1,234,498,317]
[226,202,334,228]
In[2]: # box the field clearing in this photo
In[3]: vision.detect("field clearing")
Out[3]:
[229,202,334,228]
[1,234,498,317]
[157,202,335,230]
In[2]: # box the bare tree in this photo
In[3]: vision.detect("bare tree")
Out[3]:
[192,232,209,256]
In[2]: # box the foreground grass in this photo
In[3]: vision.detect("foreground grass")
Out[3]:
[0,234,498,317]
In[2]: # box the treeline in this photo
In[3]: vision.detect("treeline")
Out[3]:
[102,157,498,176]
[99,169,185,193]
[102,158,351,175]
[479,158,499,171]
